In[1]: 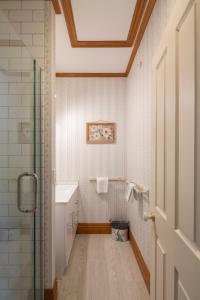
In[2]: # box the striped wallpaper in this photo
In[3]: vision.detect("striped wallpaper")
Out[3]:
[126,0,177,268]
[55,0,177,273]
[56,78,127,222]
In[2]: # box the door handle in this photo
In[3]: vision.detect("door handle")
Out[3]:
[17,172,38,213]
[143,212,155,222]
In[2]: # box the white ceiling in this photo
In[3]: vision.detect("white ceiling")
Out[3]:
[55,0,136,73]
[71,0,137,41]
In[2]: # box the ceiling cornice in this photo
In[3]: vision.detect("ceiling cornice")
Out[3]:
[61,0,147,48]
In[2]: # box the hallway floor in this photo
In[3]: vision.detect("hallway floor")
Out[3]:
[58,234,150,300]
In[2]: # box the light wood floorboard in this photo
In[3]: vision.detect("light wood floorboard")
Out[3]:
[58,234,150,300]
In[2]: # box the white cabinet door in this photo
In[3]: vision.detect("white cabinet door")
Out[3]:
[151,0,200,299]
[55,205,66,279]
[65,201,73,264]
[72,191,78,238]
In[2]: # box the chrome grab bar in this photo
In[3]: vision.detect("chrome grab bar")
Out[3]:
[17,172,38,213]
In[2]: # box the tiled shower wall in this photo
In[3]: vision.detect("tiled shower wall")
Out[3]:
[125,0,177,269]
[0,0,55,294]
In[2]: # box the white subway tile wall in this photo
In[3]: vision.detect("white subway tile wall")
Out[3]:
[0,0,48,298]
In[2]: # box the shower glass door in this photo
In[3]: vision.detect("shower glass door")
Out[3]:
[0,16,43,299]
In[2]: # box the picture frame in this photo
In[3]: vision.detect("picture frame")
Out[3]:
[86,122,116,144]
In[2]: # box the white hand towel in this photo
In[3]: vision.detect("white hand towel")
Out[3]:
[96,177,108,194]
[133,186,142,201]
[125,183,135,202]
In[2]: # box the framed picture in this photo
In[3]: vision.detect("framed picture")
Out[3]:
[86,122,116,144]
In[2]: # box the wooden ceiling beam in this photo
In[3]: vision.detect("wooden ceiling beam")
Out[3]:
[56,0,157,77]
[126,0,156,76]
[51,0,62,14]
[61,0,147,48]
[127,0,147,45]
[56,72,127,78]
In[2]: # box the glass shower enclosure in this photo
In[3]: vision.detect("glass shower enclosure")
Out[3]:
[0,8,43,300]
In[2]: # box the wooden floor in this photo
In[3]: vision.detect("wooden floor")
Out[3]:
[58,234,150,300]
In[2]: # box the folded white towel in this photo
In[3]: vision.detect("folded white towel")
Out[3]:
[125,183,135,202]
[96,177,108,194]
[133,186,142,201]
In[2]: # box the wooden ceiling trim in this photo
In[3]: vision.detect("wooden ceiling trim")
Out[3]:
[51,0,62,14]
[56,72,127,78]
[61,0,78,46]
[61,0,148,48]
[56,0,157,77]
[127,0,147,44]
[126,0,156,75]
[68,40,131,48]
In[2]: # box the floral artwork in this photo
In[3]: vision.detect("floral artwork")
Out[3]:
[86,122,116,144]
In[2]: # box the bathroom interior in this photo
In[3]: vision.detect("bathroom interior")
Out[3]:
[0,0,200,299]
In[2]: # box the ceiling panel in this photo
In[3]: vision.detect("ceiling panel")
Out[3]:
[56,14,133,72]
[71,0,137,41]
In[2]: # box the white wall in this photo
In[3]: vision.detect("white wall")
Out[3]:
[125,0,176,268]
[55,0,177,270]
[56,78,127,222]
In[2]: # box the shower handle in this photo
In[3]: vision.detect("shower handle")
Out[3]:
[17,172,38,213]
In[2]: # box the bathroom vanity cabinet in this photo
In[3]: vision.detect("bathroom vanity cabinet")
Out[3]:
[55,184,78,279]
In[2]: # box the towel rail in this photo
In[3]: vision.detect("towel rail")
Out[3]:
[89,177,125,182]
[89,178,149,199]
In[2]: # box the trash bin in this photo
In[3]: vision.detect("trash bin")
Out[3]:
[111,221,129,242]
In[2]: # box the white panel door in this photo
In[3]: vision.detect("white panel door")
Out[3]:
[151,0,200,299]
